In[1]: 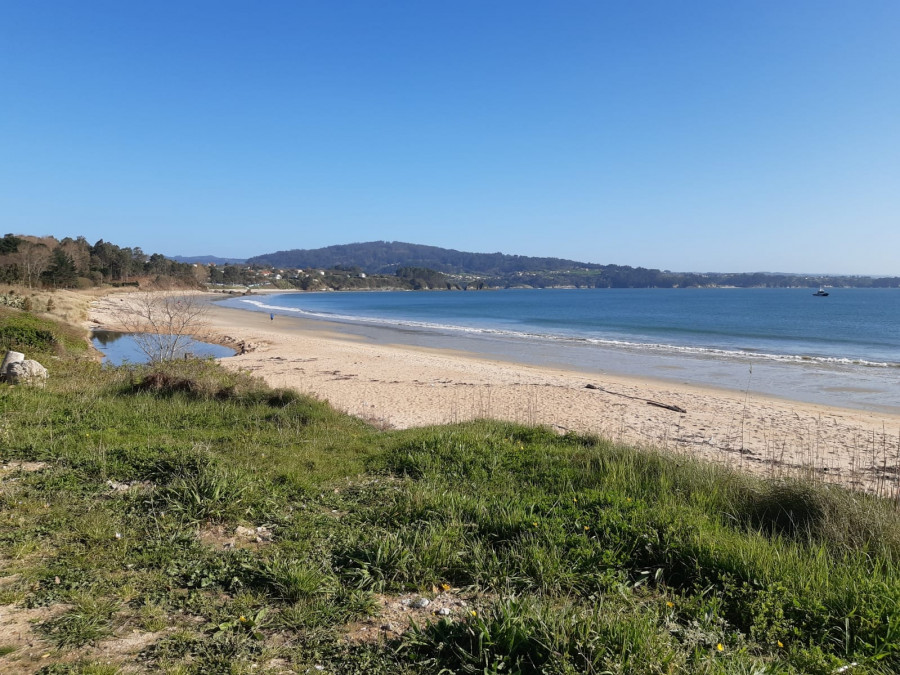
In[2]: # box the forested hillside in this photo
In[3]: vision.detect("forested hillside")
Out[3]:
[248,241,604,276]
[247,240,900,288]
[0,234,201,289]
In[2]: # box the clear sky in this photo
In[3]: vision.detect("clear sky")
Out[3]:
[2,1,898,274]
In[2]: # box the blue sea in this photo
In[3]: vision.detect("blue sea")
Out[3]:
[218,288,900,413]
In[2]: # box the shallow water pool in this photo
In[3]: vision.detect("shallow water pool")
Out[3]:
[91,331,235,365]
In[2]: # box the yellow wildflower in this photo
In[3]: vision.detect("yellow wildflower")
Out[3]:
[716,643,724,652]
[777,640,784,648]
[666,601,674,608]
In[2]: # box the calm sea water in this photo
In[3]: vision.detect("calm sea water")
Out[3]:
[219,288,900,413]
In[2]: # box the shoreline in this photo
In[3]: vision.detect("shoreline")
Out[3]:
[216,290,900,416]
[88,293,900,495]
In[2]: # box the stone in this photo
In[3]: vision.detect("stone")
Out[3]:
[437,607,451,616]
[410,597,430,609]
[1,351,25,379]
[5,359,48,386]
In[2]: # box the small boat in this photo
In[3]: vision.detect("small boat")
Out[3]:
[813,288,829,296]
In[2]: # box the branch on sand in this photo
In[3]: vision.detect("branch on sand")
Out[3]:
[585,383,687,414]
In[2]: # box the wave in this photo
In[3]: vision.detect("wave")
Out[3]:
[233,297,900,370]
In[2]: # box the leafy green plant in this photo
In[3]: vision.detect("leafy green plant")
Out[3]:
[217,607,269,641]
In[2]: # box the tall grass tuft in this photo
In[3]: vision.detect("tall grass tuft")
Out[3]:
[151,448,254,523]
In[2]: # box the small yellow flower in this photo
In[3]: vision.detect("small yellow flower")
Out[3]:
[716,643,724,652]
[239,615,247,622]
[470,610,477,617]
[583,526,590,531]
[441,583,451,591]
[573,497,577,503]
[666,601,674,608]
[777,640,784,648]
[626,497,632,502]
[532,522,538,527]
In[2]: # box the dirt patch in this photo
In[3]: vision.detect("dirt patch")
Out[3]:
[0,602,167,674]
[0,462,48,475]
[198,523,274,550]
[344,589,479,644]
[81,628,164,671]
[0,574,22,589]
[105,479,153,494]
[0,603,66,674]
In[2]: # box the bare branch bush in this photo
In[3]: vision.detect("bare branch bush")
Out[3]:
[117,292,209,363]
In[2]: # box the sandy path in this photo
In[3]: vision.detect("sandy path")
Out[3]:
[89,293,900,494]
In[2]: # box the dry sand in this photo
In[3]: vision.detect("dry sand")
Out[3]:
[89,292,900,495]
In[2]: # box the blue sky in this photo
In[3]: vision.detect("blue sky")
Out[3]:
[2,1,898,274]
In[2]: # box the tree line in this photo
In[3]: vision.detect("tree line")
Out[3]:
[0,234,200,289]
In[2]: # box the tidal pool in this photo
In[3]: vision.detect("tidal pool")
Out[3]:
[91,331,235,365]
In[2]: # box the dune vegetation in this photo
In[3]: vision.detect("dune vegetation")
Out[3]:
[1,307,899,674]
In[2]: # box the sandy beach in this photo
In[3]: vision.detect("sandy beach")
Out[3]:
[89,292,900,495]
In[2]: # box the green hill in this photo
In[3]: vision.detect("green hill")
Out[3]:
[248,240,604,276]
[247,241,900,288]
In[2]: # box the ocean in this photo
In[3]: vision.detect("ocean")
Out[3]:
[218,288,900,413]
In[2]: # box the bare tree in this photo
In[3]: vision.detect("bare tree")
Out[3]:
[17,242,52,288]
[117,292,209,362]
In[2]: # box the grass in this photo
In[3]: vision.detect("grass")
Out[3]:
[1,308,900,673]
[0,306,90,356]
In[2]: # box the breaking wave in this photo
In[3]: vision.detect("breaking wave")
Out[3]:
[233,297,900,370]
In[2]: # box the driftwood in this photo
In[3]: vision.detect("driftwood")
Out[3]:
[646,400,688,413]
[585,383,687,414]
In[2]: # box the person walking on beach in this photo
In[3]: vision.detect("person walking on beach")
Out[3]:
[270,313,274,321]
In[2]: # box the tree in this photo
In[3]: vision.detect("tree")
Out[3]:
[0,234,22,254]
[117,292,209,362]
[59,236,91,276]
[42,249,78,288]
[17,242,52,288]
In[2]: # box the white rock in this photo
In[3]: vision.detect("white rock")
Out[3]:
[1,351,24,377]
[410,597,430,609]
[5,359,48,386]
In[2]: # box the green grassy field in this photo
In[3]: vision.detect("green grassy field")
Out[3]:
[1,308,899,674]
